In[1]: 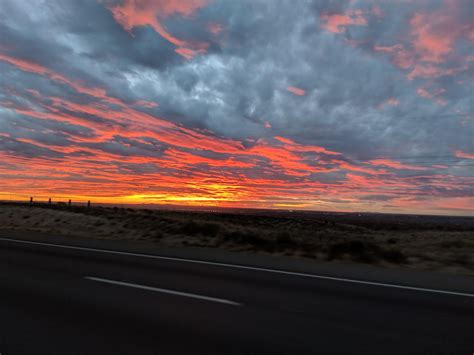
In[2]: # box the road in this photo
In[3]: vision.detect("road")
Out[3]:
[0,234,473,355]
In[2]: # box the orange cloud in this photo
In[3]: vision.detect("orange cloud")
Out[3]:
[287,86,306,96]
[163,148,255,169]
[0,53,120,105]
[273,136,293,145]
[2,49,472,214]
[107,0,209,59]
[333,160,385,175]
[2,137,471,213]
[273,136,340,156]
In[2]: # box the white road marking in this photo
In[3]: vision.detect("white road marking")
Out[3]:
[84,276,241,306]
[1,237,474,298]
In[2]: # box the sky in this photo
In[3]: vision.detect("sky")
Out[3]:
[0,0,473,215]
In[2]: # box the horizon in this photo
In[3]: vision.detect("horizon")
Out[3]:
[0,0,473,216]
[2,198,473,218]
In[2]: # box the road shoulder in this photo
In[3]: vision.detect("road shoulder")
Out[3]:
[1,229,473,295]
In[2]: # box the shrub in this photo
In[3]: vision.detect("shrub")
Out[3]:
[327,240,380,263]
[379,249,406,263]
[274,232,299,251]
[222,229,270,248]
[327,240,407,264]
[179,221,220,237]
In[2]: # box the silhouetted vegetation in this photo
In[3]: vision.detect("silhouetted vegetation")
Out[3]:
[0,202,473,274]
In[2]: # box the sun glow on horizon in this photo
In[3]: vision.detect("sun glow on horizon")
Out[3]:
[0,0,472,216]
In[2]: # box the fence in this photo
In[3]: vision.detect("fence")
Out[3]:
[25,196,92,208]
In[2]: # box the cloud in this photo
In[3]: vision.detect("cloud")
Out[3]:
[207,22,223,35]
[455,150,474,159]
[368,159,428,171]
[287,86,306,96]
[0,0,472,214]
[320,9,368,33]
[378,97,399,109]
[106,0,209,58]
[409,1,472,66]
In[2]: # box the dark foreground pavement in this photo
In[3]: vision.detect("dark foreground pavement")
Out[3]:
[0,232,473,355]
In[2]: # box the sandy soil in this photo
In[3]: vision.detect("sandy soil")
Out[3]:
[1,203,473,275]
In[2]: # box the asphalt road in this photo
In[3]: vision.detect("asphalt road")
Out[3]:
[0,235,473,355]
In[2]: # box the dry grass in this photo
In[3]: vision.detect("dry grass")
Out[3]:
[1,203,473,275]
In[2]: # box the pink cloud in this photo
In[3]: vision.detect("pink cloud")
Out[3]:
[417,87,431,98]
[455,150,474,159]
[0,53,114,104]
[287,86,306,96]
[25,89,41,97]
[134,100,159,108]
[369,159,428,171]
[333,160,385,175]
[373,45,414,69]
[372,5,383,18]
[274,136,294,145]
[0,53,49,75]
[207,22,223,35]
[374,0,473,84]
[106,0,209,59]
[416,87,446,105]
[407,64,465,80]
[410,12,456,64]
[320,9,367,33]
[378,97,399,109]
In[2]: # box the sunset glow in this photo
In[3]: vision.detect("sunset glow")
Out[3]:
[0,0,473,215]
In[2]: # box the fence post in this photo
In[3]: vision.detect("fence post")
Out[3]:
[87,200,91,208]
[30,197,33,205]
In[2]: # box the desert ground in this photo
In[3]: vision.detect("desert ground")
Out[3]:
[0,202,473,275]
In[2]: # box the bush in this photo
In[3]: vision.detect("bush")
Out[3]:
[327,240,380,263]
[274,232,299,251]
[179,221,220,237]
[329,240,366,255]
[221,229,270,248]
[380,249,406,263]
[327,240,406,264]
